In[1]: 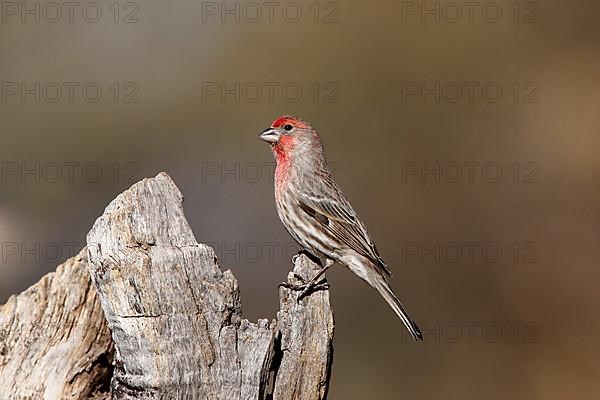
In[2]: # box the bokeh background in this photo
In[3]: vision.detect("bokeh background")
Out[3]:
[1,0,599,398]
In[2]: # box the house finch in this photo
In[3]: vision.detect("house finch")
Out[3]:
[259,115,423,341]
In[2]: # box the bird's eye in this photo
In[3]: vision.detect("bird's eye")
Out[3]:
[283,124,294,132]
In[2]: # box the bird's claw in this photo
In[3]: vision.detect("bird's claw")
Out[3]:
[278,273,306,289]
[279,278,330,303]
[297,281,330,303]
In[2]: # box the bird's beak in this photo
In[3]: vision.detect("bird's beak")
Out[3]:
[259,128,280,144]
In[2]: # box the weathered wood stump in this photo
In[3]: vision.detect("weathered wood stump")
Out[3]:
[0,172,334,400]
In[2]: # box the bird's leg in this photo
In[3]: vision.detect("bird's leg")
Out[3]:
[280,259,334,303]
[297,259,334,301]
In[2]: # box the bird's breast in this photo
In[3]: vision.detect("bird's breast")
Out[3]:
[274,161,293,195]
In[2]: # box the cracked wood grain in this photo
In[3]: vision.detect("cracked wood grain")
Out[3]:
[86,172,334,400]
[0,249,113,400]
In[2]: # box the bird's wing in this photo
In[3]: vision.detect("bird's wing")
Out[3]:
[296,177,392,277]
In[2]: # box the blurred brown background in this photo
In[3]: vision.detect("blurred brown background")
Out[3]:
[1,0,599,398]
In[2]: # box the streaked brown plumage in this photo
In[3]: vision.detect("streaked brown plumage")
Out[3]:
[259,115,423,341]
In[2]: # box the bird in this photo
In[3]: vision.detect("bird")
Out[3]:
[259,115,423,341]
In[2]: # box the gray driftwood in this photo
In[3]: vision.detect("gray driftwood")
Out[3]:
[86,172,335,399]
[0,249,113,400]
[0,172,334,399]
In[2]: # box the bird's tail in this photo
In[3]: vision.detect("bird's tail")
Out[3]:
[371,274,423,342]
